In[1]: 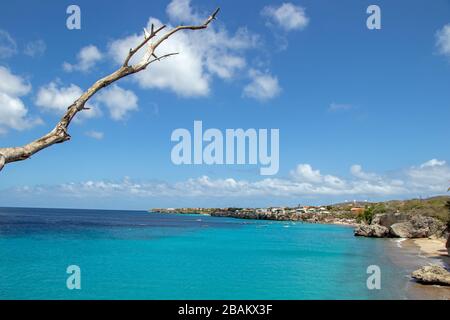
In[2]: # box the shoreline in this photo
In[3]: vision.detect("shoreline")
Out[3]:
[150,210,360,227]
[386,238,450,299]
[412,238,449,264]
[153,211,449,299]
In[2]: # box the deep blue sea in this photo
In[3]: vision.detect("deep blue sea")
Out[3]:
[0,207,409,299]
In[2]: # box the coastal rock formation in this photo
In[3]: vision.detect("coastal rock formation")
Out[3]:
[389,222,419,238]
[211,210,302,221]
[371,213,409,228]
[355,214,446,239]
[411,265,450,286]
[389,215,445,238]
[354,224,390,238]
[152,207,359,225]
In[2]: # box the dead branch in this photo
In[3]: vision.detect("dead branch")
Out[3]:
[0,8,219,172]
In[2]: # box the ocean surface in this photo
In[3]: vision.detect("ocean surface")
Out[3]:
[0,207,411,299]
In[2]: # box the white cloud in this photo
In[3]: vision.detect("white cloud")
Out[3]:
[0,93,42,132]
[0,30,17,58]
[243,69,281,101]
[35,81,138,122]
[85,130,104,140]
[166,0,199,24]
[14,159,449,201]
[35,81,100,120]
[261,3,309,31]
[328,103,354,112]
[419,158,446,168]
[407,159,450,192]
[108,0,260,97]
[24,40,46,57]
[291,164,323,183]
[0,66,41,133]
[291,164,346,189]
[205,53,246,80]
[109,19,208,97]
[436,24,450,57]
[36,82,83,113]
[63,45,103,72]
[0,66,31,96]
[96,85,138,120]
[350,165,380,181]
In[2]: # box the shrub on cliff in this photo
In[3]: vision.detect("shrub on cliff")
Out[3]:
[372,203,387,214]
[356,206,375,224]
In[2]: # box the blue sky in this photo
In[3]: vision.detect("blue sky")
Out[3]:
[0,0,449,209]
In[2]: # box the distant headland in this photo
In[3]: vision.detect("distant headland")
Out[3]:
[151,196,450,227]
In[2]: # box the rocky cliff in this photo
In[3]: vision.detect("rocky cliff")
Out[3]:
[354,213,446,239]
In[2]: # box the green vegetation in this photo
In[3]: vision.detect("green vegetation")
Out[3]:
[372,203,387,214]
[356,206,375,224]
[329,196,450,224]
[385,196,450,223]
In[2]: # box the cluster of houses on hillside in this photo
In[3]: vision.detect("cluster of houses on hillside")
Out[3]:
[153,205,333,214]
[152,204,366,216]
[151,204,365,224]
[253,206,331,215]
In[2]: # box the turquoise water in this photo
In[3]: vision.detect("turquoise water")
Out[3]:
[0,208,408,299]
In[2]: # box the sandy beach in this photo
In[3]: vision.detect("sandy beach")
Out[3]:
[387,237,450,299]
[412,238,450,263]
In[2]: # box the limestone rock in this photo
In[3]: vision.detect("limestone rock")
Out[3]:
[371,213,409,228]
[389,215,445,238]
[411,265,450,286]
[390,222,421,238]
[354,224,390,238]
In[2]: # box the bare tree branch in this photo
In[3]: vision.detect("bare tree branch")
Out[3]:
[122,24,166,67]
[0,8,220,172]
[148,52,180,65]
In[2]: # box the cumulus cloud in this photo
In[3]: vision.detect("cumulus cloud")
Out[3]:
[0,93,42,132]
[350,165,380,181]
[166,0,198,24]
[96,84,138,120]
[243,69,281,101]
[291,164,347,189]
[0,66,31,96]
[24,40,46,57]
[419,158,446,168]
[9,159,450,201]
[35,81,100,120]
[261,3,309,31]
[291,164,323,183]
[436,24,450,57]
[0,30,17,58]
[108,0,260,97]
[85,130,104,140]
[0,66,41,133]
[35,81,138,121]
[407,159,450,192]
[63,45,103,72]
